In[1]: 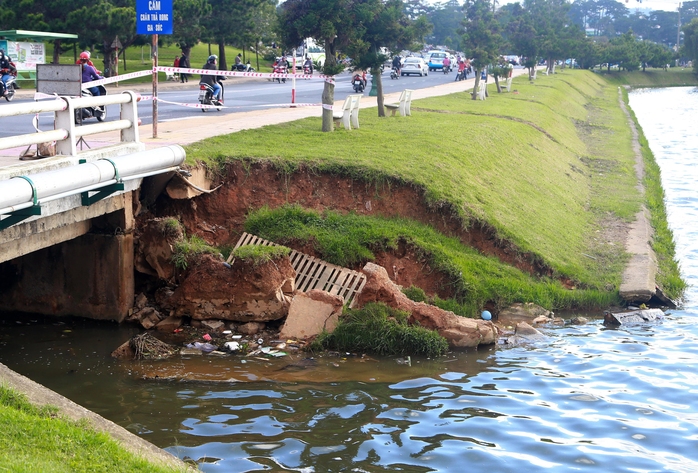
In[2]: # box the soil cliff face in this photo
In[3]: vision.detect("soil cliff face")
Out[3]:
[169,254,295,322]
[150,161,550,292]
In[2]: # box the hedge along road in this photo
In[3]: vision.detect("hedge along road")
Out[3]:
[1,67,519,138]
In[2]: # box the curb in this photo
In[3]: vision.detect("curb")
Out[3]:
[0,361,193,471]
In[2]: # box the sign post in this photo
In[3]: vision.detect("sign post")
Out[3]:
[136,0,173,138]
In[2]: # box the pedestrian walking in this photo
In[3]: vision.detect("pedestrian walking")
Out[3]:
[179,53,189,83]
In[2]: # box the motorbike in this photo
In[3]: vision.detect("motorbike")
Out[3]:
[303,64,312,75]
[352,74,365,93]
[390,67,399,80]
[0,70,17,102]
[273,64,287,83]
[75,84,107,122]
[231,62,255,73]
[443,64,451,74]
[198,78,225,112]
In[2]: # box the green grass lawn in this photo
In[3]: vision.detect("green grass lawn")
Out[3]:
[0,385,187,473]
[184,69,685,312]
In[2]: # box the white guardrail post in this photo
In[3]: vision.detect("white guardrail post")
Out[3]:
[54,96,77,156]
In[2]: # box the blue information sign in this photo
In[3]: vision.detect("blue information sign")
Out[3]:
[136,0,173,35]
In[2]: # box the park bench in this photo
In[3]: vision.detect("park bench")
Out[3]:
[333,94,361,130]
[385,89,413,117]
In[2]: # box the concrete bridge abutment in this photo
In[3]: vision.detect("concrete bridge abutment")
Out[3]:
[0,192,136,322]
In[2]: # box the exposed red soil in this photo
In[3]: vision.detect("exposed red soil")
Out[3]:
[145,160,553,299]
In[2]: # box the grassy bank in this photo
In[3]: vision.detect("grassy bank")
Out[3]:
[596,68,698,87]
[184,69,685,313]
[0,384,186,473]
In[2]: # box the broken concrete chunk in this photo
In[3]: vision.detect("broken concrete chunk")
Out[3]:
[201,319,225,332]
[603,308,664,326]
[111,340,136,359]
[155,315,183,332]
[498,303,552,326]
[280,290,344,340]
[238,321,265,335]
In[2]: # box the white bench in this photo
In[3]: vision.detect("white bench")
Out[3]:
[333,94,361,130]
[385,89,413,117]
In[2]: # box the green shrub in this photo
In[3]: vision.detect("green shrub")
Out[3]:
[158,218,183,239]
[403,285,427,302]
[171,235,219,270]
[316,303,449,358]
[232,244,291,268]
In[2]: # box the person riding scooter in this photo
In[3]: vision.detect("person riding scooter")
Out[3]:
[303,56,313,74]
[76,51,102,75]
[80,54,104,96]
[200,55,223,104]
[0,49,17,97]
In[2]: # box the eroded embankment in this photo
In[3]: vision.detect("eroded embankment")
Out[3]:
[153,160,553,297]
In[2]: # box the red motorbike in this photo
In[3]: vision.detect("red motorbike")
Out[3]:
[272,63,287,84]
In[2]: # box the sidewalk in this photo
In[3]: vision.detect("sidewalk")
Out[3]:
[1,70,525,165]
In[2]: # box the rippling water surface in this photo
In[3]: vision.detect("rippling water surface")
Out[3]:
[1,87,698,472]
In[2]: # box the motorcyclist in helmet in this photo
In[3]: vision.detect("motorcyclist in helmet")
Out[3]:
[303,55,313,74]
[200,54,222,104]
[79,53,104,96]
[0,49,17,96]
[76,51,102,75]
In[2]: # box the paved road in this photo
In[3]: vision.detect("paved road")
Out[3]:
[0,69,472,137]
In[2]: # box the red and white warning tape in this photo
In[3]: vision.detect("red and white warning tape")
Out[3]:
[78,66,336,91]
[82,69,153,89]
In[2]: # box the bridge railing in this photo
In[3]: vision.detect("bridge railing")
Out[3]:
[0,91,140,157]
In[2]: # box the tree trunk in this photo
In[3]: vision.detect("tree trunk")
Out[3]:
[52,40,61,64]
[494,76,501,93]
[373,66,385,117]
[218,42,227,71]
[322,81,335,132]
[472,70,480,100]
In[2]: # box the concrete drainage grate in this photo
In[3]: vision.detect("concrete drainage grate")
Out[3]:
[228,232,366,307]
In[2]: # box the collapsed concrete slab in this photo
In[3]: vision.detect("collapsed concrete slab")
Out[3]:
[280,289,344,340]
[604,308,664,326]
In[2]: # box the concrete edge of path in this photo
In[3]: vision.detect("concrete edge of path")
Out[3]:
[618,87,657,302]
[0,362,193,471]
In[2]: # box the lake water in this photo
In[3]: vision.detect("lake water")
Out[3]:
[1,86,698,472]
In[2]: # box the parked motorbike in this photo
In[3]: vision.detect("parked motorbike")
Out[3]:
[0,70,16,102]
[74,85,107,122]
[231,62,255,73]
[390,67,399,80]
[352,74,365,93]
[198,79,225,112]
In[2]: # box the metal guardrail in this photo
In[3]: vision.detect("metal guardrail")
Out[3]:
[0,91,140,157]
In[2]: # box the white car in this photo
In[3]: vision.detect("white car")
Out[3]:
[401,57,429,77]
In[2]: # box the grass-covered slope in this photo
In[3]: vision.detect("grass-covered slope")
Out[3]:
[0,385,185,472]
[185,69,685,311]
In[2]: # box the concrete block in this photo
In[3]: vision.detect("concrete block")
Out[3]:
[280,290,344,340]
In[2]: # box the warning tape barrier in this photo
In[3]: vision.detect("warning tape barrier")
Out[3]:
[79,66,336,91]
[154,66,335,83]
